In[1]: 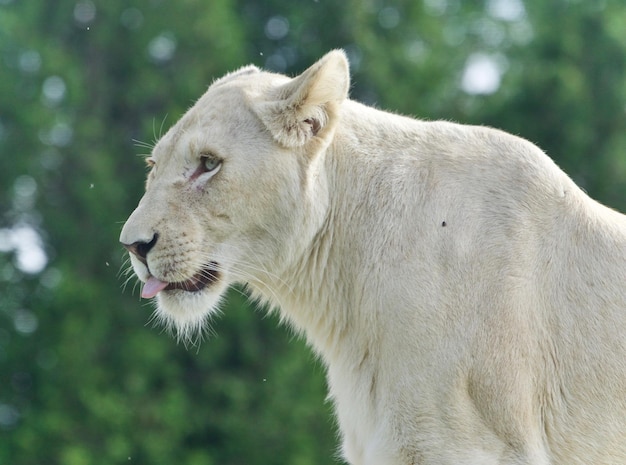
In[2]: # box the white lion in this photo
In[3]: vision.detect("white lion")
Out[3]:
[120,50,626,464]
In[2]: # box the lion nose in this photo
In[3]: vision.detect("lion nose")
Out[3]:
[122,234,158,266]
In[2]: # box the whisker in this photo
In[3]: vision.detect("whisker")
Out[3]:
[117,260,128,279]
[192,253,288,312]
[204,244,297,296]
[132,139,155,151]
[158,113,169,140]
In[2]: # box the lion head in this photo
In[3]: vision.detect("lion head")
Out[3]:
[120,51,349,340]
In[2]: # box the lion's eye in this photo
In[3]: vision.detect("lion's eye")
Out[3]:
[200,155,222,174]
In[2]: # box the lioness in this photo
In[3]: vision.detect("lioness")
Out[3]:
[120,50,626,464]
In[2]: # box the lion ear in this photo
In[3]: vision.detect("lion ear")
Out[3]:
[255,50,350,148]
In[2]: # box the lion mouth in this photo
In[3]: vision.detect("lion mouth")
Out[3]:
[141,262,220,299]
[166,264,219,293]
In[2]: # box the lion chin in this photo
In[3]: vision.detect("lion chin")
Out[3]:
[152,279,230,343]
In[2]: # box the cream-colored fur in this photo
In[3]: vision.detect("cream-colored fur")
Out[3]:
[120,51,626,464]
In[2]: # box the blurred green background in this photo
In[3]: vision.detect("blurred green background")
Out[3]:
[1,0,625,464]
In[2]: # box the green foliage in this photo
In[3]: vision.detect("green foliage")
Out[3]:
[0,0,625,464]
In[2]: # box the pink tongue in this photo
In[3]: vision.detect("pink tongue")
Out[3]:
[142,276,169,299]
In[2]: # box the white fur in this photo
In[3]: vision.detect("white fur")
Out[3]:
[120,50,626,464]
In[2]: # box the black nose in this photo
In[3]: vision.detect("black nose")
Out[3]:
[122,234,158,265]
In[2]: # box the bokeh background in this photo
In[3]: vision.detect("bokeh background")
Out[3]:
[1,0,625,464]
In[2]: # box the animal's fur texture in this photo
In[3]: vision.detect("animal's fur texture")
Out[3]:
[120,50,626,464]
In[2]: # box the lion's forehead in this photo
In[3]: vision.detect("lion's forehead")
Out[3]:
[150,70,288,168]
